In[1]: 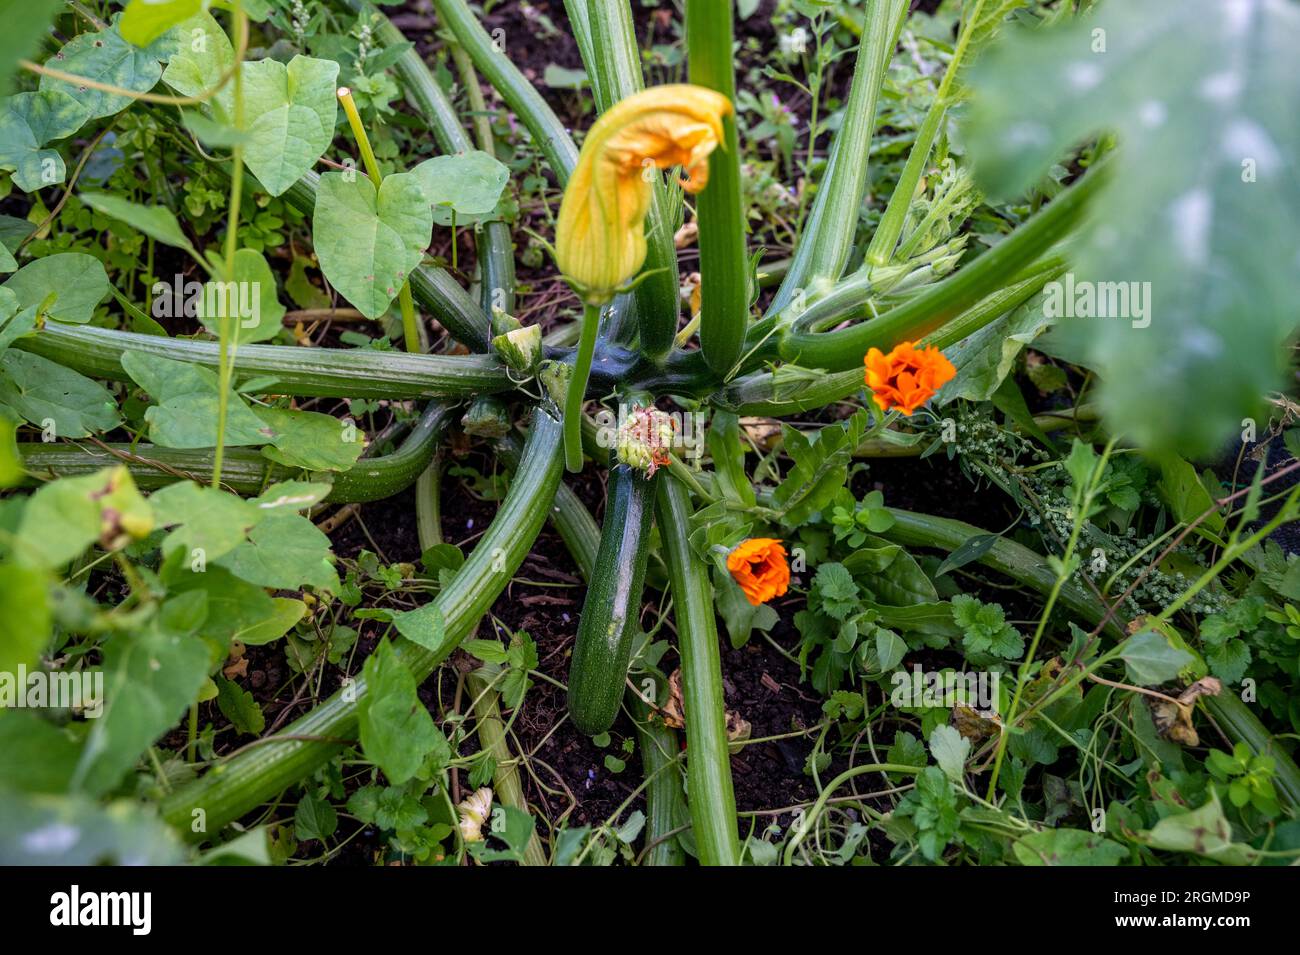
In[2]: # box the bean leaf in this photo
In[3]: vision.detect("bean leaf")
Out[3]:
[0,91,88,192]
[313,170,432,318]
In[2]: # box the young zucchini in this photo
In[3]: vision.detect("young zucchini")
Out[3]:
[567,464,655,734]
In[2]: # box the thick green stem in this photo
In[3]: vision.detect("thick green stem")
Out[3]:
[160,407,565,839]
[767,0,903,315]
[655,474,741,865]
[687,0,748,376]
[19,403,453,502]
[779,161,1108,370]
[864,0,988,266]
[432,0,579,180]
[17,321,511,398]
[564,303,601,472]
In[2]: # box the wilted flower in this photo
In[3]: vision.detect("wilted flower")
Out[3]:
[863,341,957,415]
[727,538,790,606]
[456,787,494,843]
[617,405,676,475]
[556,85,732,303]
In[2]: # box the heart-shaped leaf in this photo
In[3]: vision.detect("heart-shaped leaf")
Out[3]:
[2,252,109,325]
[197,248,285,344]
[39,18,178,123]
[0,90,88,192]
[160,11,233,98]
[0,349,121,438]
[220,55,339,197]
[121,350,271,448]
[411,150,510,225]
[312,169,432,319]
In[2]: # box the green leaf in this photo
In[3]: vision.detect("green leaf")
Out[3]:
[256,406,364,472]
[1157,456,1226,534]
[0,0,64,98]
[237,596,307,646]
[389,603,448,654]
[312,169,432,319]
[0,563,50,674]
[121,351,271,448]
[938,292,1056,403]
[216,675,265,735]
[2,252,109,324]
[293,791,337,843]
[197,248,286,344]
[215,512,339,592]
[771,413,866,526]
[79,192,197,253]
[357,638,442,785]
[0,791,184,864]
[1013,828,1128,866]
[935,533,1001,578]
[0,90,87,192]
[0,415,25,486]
[928,723,970,781]
[221,55,339,197]
[1140,790,1259,865]
[150,480,263,563]
[714,567,778,648]
[0,349,121,438]
[39,19,177,122]
[1120,629,1195,686]
[72,599,211,795]
[965,0,1300,455]
[467,805,537,864]
[160,11,233,98]
[707,410,756,507]
[411,150,510,225]
[15,465,152,569]
[120,0,203,48]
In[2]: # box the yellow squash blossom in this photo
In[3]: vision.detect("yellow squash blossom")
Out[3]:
[556,85,732,303]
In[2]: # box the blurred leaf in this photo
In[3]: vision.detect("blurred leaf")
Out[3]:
[0,0,63,98]
[965,0,1300,455]
[0,790,184,864]
[1014,828,1127,865]
[120,0,203,48]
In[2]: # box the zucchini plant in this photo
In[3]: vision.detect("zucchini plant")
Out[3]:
[1,0,1298,869]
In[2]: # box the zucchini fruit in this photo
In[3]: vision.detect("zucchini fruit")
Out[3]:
[566,464,655,734]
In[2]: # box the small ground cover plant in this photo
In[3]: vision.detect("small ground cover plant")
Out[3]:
[0,0,1298,868]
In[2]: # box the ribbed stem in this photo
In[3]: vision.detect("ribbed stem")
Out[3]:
[767,0,904,315]
[160,407,565,839]
[564,303,601,472]
[687,0,748,376]
[655,474,741,865]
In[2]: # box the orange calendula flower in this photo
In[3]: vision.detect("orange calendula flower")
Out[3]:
[863,341,957,415]
[556,85,732,303]
[727,538,790,606]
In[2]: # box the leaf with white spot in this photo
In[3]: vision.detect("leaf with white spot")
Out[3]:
[964,0,1300,455]
[39,18,178,123]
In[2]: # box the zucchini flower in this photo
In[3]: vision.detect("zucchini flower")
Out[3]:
[556,85,732,304]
